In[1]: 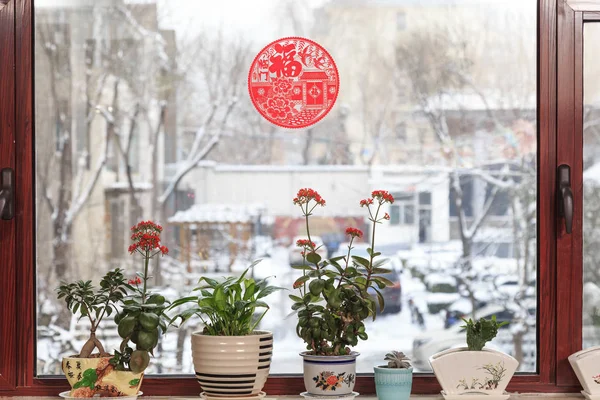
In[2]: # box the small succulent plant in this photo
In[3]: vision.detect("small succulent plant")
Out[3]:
[384,351,411,368]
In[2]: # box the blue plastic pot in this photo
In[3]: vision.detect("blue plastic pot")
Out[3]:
[373,366,413,400]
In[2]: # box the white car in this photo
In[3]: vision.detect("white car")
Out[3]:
[288,235,327,265]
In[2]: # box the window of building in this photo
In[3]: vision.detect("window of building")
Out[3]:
[3,0,593,396]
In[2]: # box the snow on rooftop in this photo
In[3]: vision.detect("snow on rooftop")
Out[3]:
[105,181,153,190]
[168,203,266,224]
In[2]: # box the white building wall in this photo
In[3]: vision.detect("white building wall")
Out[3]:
[180,163,451,245]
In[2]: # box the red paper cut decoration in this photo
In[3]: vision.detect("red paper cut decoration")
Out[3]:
[248,37,339,129]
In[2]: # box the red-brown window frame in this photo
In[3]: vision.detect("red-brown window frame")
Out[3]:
[0,0,594,395]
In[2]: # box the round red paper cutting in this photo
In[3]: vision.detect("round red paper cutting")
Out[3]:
[248,37,339,129]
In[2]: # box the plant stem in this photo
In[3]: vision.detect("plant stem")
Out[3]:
[365,203,381,290]
[142,251,149,303]
[337,237,355,289]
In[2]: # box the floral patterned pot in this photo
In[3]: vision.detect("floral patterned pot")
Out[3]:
[569,346,600,396]
[301,351,358,395]
[374,366,412,400]
[429,348,518,398]
[61,356,143,397]
[191,330,273,396]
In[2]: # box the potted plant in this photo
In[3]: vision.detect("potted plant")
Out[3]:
[289,188,395,396]
[569,346,600,399]
[374,351,413,400]
[169,263,281,397]
[58,220,170,398]
[429,316,518,400]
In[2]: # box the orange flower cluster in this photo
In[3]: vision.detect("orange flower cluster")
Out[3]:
[293,188,326,206]
[345,227,363,238]
[371,190,395,204]
[296,239,316,248]
[128,277,142,285]
[128,220,168,255]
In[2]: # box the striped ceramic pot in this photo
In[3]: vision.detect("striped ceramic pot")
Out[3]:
[191,330,273,397]
[301,351,358,395]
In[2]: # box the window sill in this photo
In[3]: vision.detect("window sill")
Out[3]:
[0,395,588,400]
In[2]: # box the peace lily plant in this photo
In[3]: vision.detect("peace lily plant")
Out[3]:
[289,188,395,395]
[169,262,282,397]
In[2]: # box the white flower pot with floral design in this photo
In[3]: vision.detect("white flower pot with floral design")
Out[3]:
[429,347,518,400]
[569,346,600,397]
[301,352,358,395]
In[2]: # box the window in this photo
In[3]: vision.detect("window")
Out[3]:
[389,192,415,225]
[2,0,591,396]
[32,0,539,381]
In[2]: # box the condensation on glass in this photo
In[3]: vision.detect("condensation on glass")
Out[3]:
[34,0,537,375]
[583,23,600,348]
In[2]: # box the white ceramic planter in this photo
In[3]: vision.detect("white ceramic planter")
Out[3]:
[569,346,600,397]
[429,347,518,400]
[301,352,358,395]
[191,330,273,397]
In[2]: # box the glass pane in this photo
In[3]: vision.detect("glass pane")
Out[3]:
[34,0,537,375]
[583,23,600,347]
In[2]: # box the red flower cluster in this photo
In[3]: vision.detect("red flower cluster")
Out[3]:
[293,188,326,206]
[359,198,374,207]
[128,277,142,285]
[372,190,395,204]
[383,213,391,220]
[128,220,169,255]
[296,239,316,248]
[345,227,363,238]
[131,220,163,233]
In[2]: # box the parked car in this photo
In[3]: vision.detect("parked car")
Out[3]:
[411,303,531,370]
[288,235,328,265]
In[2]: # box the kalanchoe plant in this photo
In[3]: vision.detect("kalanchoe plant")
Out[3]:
[112,220,171,373]
[291,188,395,356]
[383,351,412,369]
[57,269,128,358]
[169,261,282,335]
[461,315,509,351]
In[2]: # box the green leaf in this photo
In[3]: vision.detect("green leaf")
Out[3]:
[372,267,392,274]
[257,285,282,299]
[129,378,140,386]
[289,294,303,302]
[306,251,322,264]
[374,288,385,313]
[293,275,310,288]
[351,255,371,268]
[372,276,395,287]
[291,264,315,271]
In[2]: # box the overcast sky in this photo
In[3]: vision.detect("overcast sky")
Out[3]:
[155,0,328,45]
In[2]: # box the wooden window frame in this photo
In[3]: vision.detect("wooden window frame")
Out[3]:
[0,0,593,395]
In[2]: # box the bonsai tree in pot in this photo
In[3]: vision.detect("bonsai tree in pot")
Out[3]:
[374,351,413,400]
[169,263,281,397]
[429,316,518,400]
[58,220,170,398]
[290,188,395,395]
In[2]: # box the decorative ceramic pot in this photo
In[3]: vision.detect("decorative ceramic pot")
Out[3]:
[61,356,143,397]
[191,330,273,396]
[373,366,412,400]
[569,346,600,396]
[429,347,518,399]
[301,352,358,395]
